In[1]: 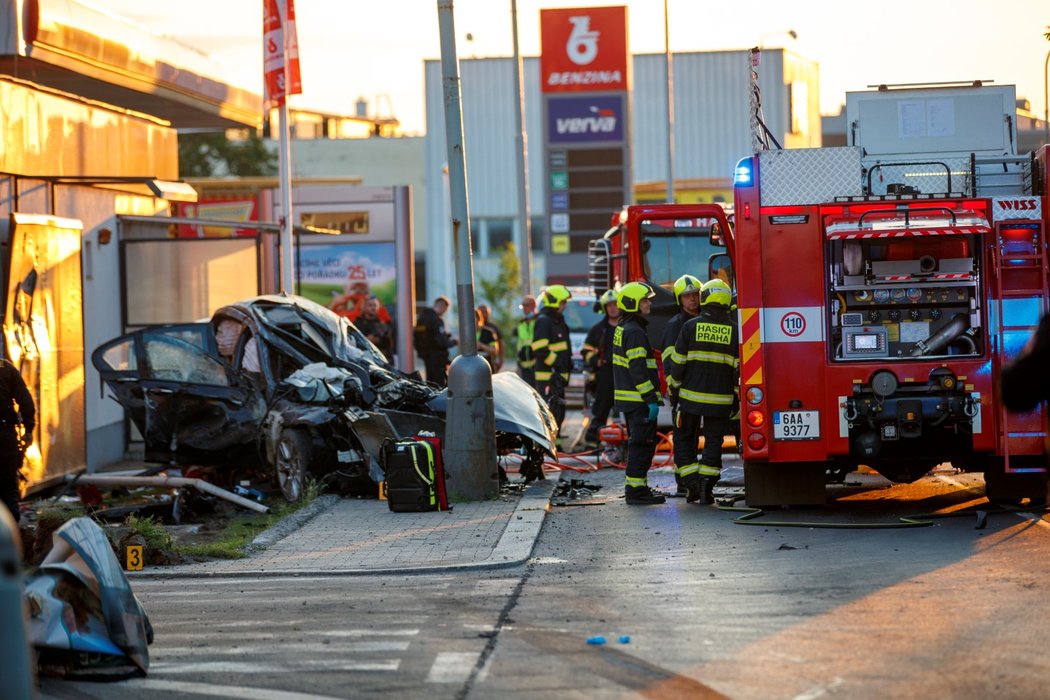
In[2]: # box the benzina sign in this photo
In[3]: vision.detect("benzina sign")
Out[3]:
[539,6,628,94]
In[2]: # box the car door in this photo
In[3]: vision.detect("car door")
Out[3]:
[92,324,264,465]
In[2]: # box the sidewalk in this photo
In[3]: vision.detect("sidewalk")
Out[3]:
[130,478,558,579]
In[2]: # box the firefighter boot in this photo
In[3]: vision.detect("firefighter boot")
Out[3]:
[683,475,703,503]
[697,476,717,505]
[625,486,667,505]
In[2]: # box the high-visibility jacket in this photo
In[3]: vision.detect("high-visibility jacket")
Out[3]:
[612,314,660,412]
[668,306,738,417]
[516,316,535,369]
[531,308,571,389]
[582,317,616,372]
[660,309,697,399]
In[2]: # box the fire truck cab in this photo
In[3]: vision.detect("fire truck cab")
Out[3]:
[732,83,1049,505]
[587,203,734,347]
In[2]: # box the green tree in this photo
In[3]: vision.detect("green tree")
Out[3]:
[178,131,277,178]
[478,243,523,353]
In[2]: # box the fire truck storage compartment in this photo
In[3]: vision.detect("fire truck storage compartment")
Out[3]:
[827,231,983,361]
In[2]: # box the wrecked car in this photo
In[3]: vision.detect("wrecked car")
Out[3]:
[91,294,556,501]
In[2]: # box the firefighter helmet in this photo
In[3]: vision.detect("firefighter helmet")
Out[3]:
[672,274,703,306]
[540,284,572,308]
[700,278,732,307]
[599,289,618,310]
[616,282,655,313]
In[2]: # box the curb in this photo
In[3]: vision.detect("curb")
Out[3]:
[246,494,340,552]
[128,478,558,580]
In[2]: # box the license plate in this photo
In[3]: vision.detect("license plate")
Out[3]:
[773,410,820,440]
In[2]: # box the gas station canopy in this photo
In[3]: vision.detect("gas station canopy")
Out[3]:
[1,0,262,129]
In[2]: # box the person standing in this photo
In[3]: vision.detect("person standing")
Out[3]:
[515,294,538,387]
[581,289,620,448]
[531,285,573,432]
[613,282,665,505]
[476,307,500,372]
[477,304,504,372]
[356,295,394,362]
[0,361,35,524]
[668,279,738,504]
[662,274,703,495]
[413,295,458,388]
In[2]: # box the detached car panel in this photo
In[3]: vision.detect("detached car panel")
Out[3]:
[93,295,556,501]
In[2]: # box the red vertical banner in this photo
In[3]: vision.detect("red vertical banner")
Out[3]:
[263,0,286,106]
[285,0,302,96]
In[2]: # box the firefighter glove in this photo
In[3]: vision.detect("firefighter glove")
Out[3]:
[647,402,660,423]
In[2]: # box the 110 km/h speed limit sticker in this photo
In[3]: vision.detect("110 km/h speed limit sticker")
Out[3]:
[762,306,824,343]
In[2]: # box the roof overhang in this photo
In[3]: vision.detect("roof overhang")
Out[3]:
[1,0,262,129]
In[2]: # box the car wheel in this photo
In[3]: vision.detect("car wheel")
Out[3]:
[275,429,312,503]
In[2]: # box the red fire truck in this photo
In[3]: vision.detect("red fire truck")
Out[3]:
[592,82,1050,506]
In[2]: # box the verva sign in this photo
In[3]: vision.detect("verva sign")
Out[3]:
[539,6,628,94]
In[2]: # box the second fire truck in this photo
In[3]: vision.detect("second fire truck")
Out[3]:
[592,82,1049,505]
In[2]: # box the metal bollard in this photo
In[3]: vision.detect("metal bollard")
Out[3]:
[0,505,34,699]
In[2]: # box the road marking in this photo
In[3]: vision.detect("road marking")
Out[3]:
[529,556,568,564]
[426,651,481,683]
[151,660,401,674]
[157,641,410,656]
[794,677,845,699]
[160,629,419,642]
[117,678,345,699]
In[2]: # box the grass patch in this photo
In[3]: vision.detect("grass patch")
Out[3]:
[173,478,324,560]
[125,513,173,550]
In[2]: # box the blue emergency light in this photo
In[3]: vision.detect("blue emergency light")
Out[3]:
[734,158,754,187]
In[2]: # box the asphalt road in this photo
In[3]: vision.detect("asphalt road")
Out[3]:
[38,465,1050,700]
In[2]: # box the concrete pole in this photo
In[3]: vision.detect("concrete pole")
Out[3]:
[511,0,533,294]
[663,0,675,204]
[437,0,498,500]
[278,101,295,293]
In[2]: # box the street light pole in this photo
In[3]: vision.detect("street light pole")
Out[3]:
[1043,48,1049,146]
[436,0,499,500]
[664,0,675,204]
[510,0,533,294]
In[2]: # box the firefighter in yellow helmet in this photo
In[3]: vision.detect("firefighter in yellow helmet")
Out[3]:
[580,289,621,448]
[613,281,666,505]
[531,284,573,432]
[661,274,703,495]
[668,278,738,504]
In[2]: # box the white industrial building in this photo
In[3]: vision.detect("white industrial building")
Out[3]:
[421,48,820,295]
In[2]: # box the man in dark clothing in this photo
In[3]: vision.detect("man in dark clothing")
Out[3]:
[531,285,573,432]
[356,295,394,362]
[413,296,457,388]
[668,279,738,504]
[581,290,620,448]
[661,274,703,494]
[515,295,538,388]
[1002,313,1050,411]
[613,281,665,505]
[0,361,35,523]
[477,304,504,372]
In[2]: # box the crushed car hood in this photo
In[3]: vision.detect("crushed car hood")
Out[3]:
[427,372,558,456]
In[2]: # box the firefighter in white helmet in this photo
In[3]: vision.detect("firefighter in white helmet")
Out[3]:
[668,278,738,504]
[661,274,703,495]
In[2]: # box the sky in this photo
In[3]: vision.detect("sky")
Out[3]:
[103,0,1049,136]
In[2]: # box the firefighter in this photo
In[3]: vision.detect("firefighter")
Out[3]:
[581,289,620,448]
[668,278,738,504]
[613,281,666,505]
[661,274,703,494]
[0,360,34,524]
[532,285,573,432]
[515,294,538,387]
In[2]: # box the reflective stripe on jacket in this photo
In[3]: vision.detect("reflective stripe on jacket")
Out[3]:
[667,307,738,417]
[531,308,571,391]
[612,315,660,411]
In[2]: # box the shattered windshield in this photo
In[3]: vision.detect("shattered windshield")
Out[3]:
[143,333,229,385]
[254,298,389,368]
